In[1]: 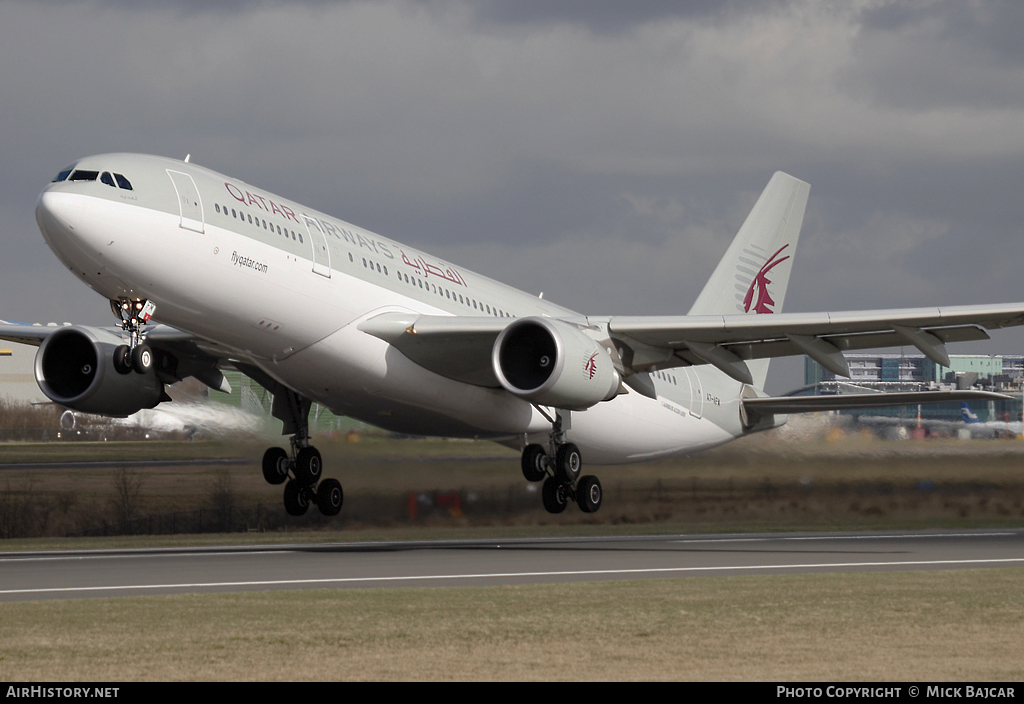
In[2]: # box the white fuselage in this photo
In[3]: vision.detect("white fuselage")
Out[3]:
[35,153,750,463]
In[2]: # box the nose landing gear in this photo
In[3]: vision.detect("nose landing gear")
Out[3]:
[110,297,155,375]
[522,410,603,514]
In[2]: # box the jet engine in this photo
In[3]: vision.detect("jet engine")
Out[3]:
[492,317,620,410]
[34,326,163,417]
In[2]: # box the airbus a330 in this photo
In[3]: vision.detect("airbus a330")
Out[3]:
[4,154,1021,517]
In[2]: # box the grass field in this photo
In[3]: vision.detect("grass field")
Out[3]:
[3,417,1024,541]
[0,568,1021,681]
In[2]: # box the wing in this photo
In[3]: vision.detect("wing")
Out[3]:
[0,320,73,347]
[358,302,1024,391]
[607,302,1024,384]
[0,321,234,394]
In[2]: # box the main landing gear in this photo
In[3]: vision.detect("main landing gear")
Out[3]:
[521,411,602,514]
[260,390,343,517]
[110,297,156,375]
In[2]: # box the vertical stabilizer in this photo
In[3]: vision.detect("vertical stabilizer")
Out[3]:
[688,172,810,388]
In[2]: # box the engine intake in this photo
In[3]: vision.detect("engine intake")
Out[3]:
[492,317,620,410]
[34,327,163,417]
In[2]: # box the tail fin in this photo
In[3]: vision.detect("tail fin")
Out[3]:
[961,402,980,423]
[688,172,810,388]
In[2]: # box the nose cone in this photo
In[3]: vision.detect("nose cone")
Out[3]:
[36,189,85,245]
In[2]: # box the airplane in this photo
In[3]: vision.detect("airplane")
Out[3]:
[960,402,1023,435]
[3,153,1023,518]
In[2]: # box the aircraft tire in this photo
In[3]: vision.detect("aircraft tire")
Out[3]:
[521,444,547,482]
[317,478,344,516]
[576,475,602,513]
[541,476,568,514]
[283,480,310,516]
[261,447,289,485]
[113,345,132,375]
[295,446,323,485]
[554,443,582,483]
[131,344,153,374]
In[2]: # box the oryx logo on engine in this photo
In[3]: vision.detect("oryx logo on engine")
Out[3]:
[584,352,599,380]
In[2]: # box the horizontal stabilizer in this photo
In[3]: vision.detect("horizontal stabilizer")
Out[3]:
[743,389,1010,416]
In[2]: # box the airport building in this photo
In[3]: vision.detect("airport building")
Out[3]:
[0,341,46,404]
[803,353,1024,421]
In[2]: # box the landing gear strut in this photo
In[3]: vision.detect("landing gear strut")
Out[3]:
[521,410,603,514]
[110,297,155,375]
[260,389,343,517]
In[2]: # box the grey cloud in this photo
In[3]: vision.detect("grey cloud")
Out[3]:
[468,0,788,35]
[848,0,1024,110]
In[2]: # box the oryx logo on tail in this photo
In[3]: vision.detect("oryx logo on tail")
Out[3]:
[743,244,790,314]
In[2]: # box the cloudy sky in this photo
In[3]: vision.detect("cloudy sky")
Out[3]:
[2,0,1023,392]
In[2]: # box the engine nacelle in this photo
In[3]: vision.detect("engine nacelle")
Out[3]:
[492,317,620,410]
[34,326,163,417]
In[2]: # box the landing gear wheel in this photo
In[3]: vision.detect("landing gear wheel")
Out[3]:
[316,478,344,516]
[521,444,547,482]
[283,480,310,516]
[295,446,322,485]
[542,476,568,514]
[113,345,132,375]
[555,442,582,483]
[262,447,289,485]
[131,344,153,374]
[576,475,602,513]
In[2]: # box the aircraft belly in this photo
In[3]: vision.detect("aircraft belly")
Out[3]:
[269,322,546,438]
[567,392,736,464]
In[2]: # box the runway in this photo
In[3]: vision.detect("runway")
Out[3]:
[1,528,1022,602]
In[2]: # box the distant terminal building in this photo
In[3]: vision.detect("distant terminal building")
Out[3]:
[802,353,1024,422]
[0,341,46,404]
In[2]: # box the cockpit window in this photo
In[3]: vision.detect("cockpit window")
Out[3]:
[100,172,116,187]
[114,173,133,190]
[69,170,99,182]
[52,167,74,182]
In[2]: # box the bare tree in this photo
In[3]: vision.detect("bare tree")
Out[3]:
[110,466,143,524]
[209,471,237,531]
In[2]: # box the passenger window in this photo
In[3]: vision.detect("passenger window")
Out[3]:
[113,173,133,190]
[215,204,221,214]
[100,172,116,187]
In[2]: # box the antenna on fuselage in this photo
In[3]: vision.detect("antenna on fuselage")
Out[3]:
[184,154,191,163]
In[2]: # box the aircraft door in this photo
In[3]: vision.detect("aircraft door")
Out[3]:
[301,214,331,278]
[683,367,703,418]
[166,170,204,233]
